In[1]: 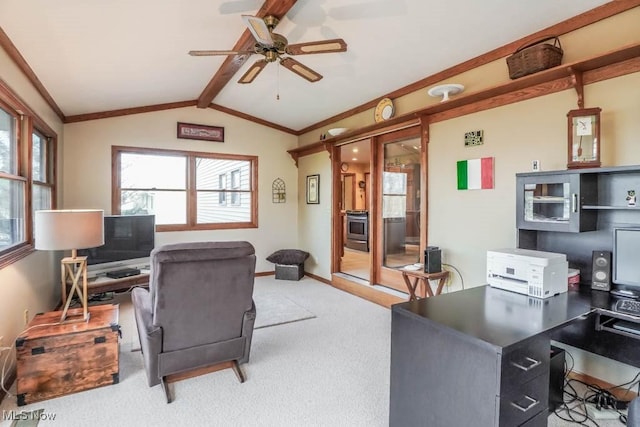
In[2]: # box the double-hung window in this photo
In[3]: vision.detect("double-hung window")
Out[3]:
[0,82,58,267]
[113,146,257,231]
[0,104,24,255]
[31,128,55,229]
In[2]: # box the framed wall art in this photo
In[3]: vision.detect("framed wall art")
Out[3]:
[306,174,320,204]
[177,122,224,142]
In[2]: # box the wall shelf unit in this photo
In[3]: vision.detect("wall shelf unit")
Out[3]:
[517,165,640,285]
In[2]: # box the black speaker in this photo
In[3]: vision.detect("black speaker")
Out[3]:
[424,246,442,273]
[591,250,612,291]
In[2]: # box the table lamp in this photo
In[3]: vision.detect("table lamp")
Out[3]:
[35,209,104,322]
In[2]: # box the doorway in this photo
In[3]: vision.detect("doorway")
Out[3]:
[338,140,371,281]
[374,128,425,294]
[332,125,426,294]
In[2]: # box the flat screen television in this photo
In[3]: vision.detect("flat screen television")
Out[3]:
[613,227,640,292]
[78,215,155,277]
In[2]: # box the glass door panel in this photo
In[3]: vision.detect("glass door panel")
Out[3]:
[383,139,421,269]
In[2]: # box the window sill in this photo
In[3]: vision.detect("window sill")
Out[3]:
[0,243,35,269]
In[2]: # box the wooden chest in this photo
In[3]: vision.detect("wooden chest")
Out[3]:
[16,304,120,406]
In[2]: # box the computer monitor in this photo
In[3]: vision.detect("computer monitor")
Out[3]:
[613,227,640,291]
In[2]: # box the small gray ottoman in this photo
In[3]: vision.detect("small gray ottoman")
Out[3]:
[267,249,310,281]
[275,263,304,281]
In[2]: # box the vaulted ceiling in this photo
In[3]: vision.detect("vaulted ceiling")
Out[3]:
[0,0,614,132]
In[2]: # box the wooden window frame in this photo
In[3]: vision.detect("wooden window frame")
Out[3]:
[0,83,57,268]
[111,146,258,232]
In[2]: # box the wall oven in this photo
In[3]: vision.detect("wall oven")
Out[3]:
[346,210,369,252]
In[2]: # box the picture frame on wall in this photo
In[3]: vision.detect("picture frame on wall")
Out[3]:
[177,122,224,142]
[306,174,320,204]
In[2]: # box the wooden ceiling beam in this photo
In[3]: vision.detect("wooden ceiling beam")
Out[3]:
[196,0,299,108]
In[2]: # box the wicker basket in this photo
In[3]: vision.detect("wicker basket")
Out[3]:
[506,36,563,79]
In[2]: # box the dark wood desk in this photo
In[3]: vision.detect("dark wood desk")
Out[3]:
[389,285,640,426]
[400,269,449,300]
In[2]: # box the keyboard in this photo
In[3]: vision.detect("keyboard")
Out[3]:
[615,299,640,316]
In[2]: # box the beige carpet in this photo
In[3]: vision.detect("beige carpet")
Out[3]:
[253,292,315,329]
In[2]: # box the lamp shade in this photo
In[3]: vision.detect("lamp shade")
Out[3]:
[35,209,105,251]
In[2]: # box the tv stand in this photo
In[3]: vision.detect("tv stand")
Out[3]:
[85,270,149,295]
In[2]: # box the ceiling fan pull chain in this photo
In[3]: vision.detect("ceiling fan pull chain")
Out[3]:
[276,61,280,100]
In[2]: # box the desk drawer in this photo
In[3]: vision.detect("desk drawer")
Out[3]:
[499,373,548,427]
[501,338,549,394]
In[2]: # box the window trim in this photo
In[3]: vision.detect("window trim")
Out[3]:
[0,81,58,268]
[112,146,258,231]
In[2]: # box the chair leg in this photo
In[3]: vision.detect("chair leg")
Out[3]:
[161,377,172,403]
[231,360,246,383]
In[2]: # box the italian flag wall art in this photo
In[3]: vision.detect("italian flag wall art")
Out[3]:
[457,157,494,190]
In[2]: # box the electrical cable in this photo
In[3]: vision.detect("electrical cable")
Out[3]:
[442,263,464,290]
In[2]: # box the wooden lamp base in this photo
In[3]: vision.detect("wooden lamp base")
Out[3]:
[60,255,90,323]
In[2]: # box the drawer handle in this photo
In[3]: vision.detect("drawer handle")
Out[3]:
[510,395,539,413]
[510,357,541,372]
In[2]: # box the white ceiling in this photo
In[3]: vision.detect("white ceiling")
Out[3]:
[0,0,611,131]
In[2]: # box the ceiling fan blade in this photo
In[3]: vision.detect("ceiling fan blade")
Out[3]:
[238,59,268,84]
[280,58,323,83]
[241,15,274,47]
[189,50,254,56]
[286,39,347,55]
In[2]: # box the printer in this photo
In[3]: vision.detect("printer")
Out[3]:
[487,248,568,298]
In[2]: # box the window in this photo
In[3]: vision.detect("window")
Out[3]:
[231,169,241,206]
[32,128,55,235]
[218,174,227,206]
[113,146,258,231]
[0,104,24,254]
[0,82,58,267]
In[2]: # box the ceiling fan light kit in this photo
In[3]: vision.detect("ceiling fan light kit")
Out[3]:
[428,83,465,102]
[190,14,347,85]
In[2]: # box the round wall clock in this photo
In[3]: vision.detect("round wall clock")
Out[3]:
[374,98,395,123]
[340,162,349,172]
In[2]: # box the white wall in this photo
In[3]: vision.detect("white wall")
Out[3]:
[0,46,64,357]
[297,151,332,279]
[429,73,640,292]
[62,107,299,273]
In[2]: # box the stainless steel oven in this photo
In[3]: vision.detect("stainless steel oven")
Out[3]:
[346,210,369,252]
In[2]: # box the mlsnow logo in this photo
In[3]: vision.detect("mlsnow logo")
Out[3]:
[2,409,57,421]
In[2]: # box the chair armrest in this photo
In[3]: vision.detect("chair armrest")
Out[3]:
[239,300,256,364]
[132,287,163,386]
[629,397,640,427]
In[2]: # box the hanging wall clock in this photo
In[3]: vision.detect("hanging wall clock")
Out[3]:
[374,98,395,123]
[567,107,601,169]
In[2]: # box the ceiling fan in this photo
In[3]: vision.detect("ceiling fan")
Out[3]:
[189,15,347,84]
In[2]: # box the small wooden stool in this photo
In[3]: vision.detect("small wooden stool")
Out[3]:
[401,269,450,301]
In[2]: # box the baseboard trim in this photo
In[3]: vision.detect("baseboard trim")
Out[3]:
[304,272,331,285]
[331,274,405,308]
[256,271,275,277]
[568,371,638,402]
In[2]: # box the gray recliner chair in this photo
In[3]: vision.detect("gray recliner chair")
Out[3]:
[132,241,256,403]
[629,397,640,426]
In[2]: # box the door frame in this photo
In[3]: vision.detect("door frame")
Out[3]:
[374,126,426,291]
[331,119,430,291]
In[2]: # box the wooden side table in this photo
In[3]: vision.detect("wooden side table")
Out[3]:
[16,304,120,405]
[401,269,450,301]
